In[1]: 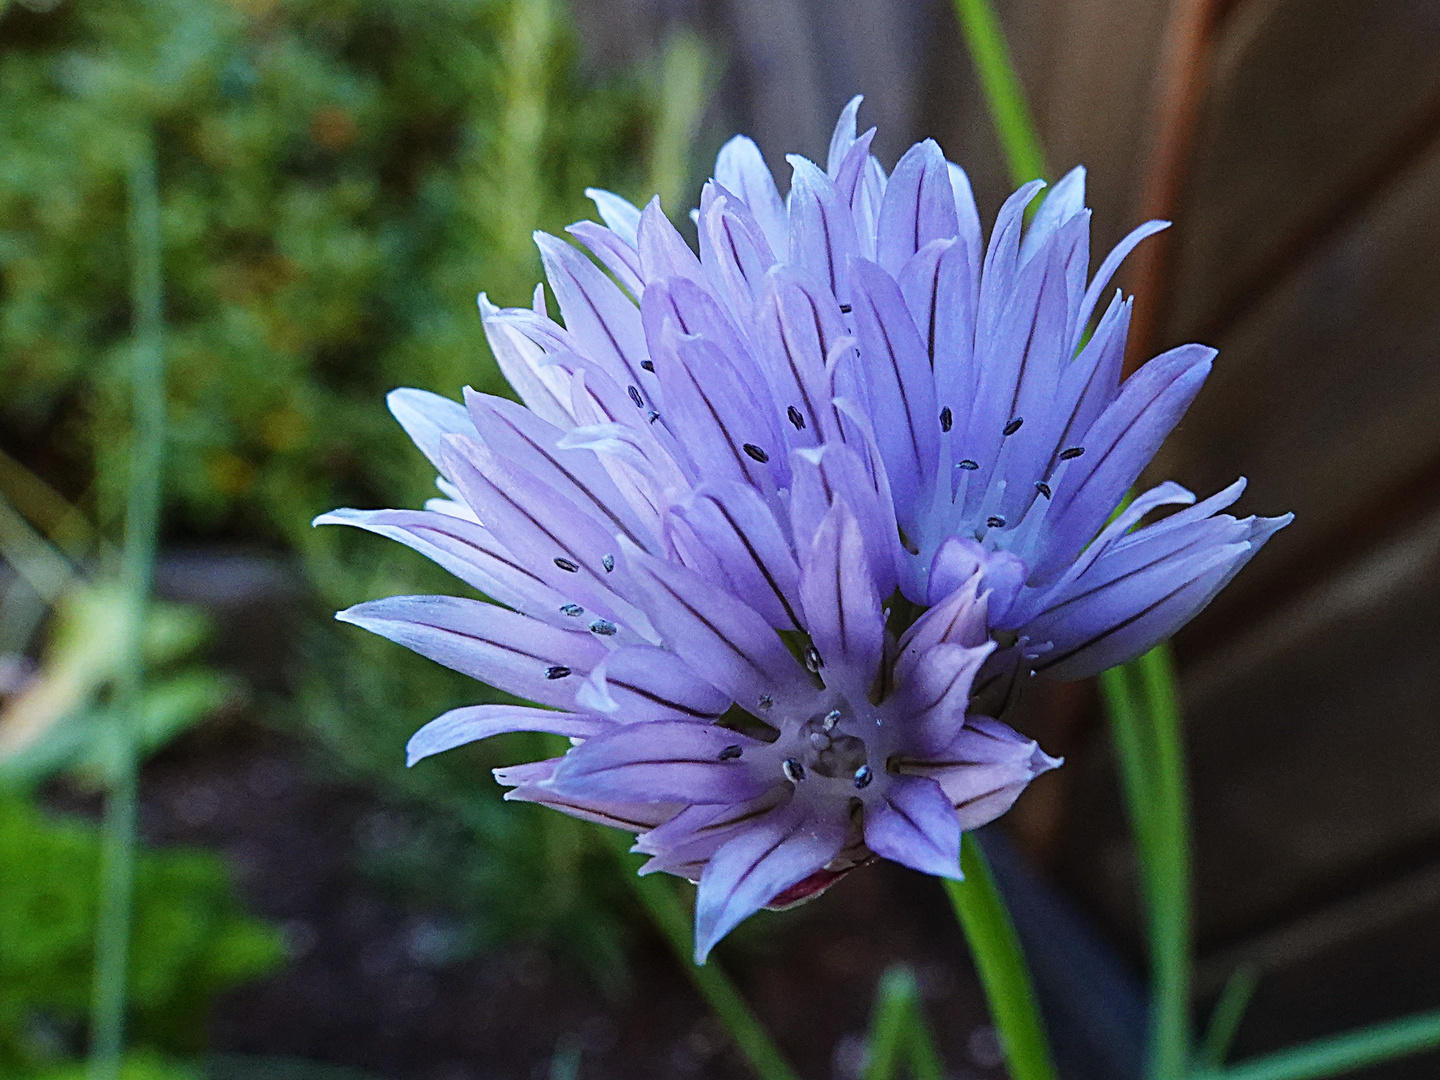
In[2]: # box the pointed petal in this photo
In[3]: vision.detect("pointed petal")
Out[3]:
[826,94,864,175]
[567,220,645,298]
[387,388,475,477]
[849,257,940,529]
[715,135,789,257]
[864,775,961,879]
[693,800,847,962]
[534,231,653,395]
[478,294,577,430]
[898,716,1061,831]
[1019,165,1086,264]
[314,507,573,624]
[1039,344,1215,576]
[636,196,706,286]
[751,265,849,447]
[337,595,605,708]
[1075,219,1169,345]
[407,704,612,766]
[585,187,642,246]
[876,139,959,277]
[799,499,885,691]
[787,155,859,304]
[545,721,774,805]
[676,481,804,631]
[617,539,808,710]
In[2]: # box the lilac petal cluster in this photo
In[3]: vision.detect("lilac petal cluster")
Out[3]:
[323,397,1057,958]
[319,96,1286,955]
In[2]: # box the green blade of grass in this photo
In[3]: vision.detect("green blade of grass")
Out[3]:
[1200,965,1260,1069]
[945,835,1059,1080]
[863,966,944,1080]
[950,0,1048,186]
[1193,1008,1440,1080]
[90,130,166,1080]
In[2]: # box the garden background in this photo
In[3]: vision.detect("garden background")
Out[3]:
[2,0,1438,1077]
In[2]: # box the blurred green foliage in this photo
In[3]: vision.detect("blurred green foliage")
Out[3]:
[0,0,702,1004]
[0,794,284,1069]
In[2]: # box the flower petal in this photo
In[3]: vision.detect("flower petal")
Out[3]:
[864,774,962,879]
[897,716,1062,831]
[876,138,959,277]
[693,800,847,962]
[407,704,612,766]
[799,499,885,693]
[715,134,789,258]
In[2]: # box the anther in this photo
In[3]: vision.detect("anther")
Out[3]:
[628,385,644,408]
[647,410,660,424]
[1004,417,1024,436]
[1035,482,1052,498]
[743,443,769,463]
[545,665,571,680]
[839,304,853,314]
[758,694,774,711]
[782,758,806,783]
[554,557,579,573]
[589,619,617,636]
[822,709,841,731]
[1060,446,1085,460]
[987,515,1007,529]
[640,360,655,372]
[853,765,873,789]
[788,405,806,430]
[940,406,953,432]
[718,745,743,761]
[560,603,584,617]
[804,645,824,672]
[958,459,979,471]
[602,554,615,572]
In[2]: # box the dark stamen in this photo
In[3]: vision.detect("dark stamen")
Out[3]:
[560,603,584,617]
[839,304,852,314]
[647,410,660,424]
[853,765,873,789]
[987,515,1006,529]
[628,385,643,408]
[640,360,654,372]
[545,665,571,680]
[782,758,806,783]
[940,406,953,432]
[554,557,579,573]
[1060,446,1085,460]
[788,405,806,430]
[743,443,769,463]
[718,745,743,761]
[758,694,773,711]
[804,645,823,672]
[1004,417,1024,436]
[959,459,979,471]
[1035,482,1052,498]
[589,619,617,636]
[602,554,615,572]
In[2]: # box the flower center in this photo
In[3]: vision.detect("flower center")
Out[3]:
[782,706,873,789]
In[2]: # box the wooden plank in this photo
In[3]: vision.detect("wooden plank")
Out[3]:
[1166,0,1440,341]
[1152,135,1440,635]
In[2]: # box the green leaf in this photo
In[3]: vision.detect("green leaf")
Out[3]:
[863,965,944,1080]
[949,0,1048,186]
[945,836,1059,1080]
[1194,1008,1440,1080]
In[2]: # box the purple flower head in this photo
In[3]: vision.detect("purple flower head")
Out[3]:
[318,95,1285,956]
[322,395,1058,958]
[544,95,1290,679]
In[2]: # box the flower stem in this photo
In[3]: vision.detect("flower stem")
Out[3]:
[89,130,165,1080]
[1192,1008,1440,1080]
[1100,646,1193,1080]
[945,835,1059,1080]
[606,832,801,1080]
[950,0,1048,187]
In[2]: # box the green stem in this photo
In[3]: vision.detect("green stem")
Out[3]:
[863,966,944,1080]
[1200,966,1260,1069]
[945,835,1059,1080]
[950,0,1048,186]
[1193,1009,1440,1080]
[89,131,165,1080]
[1100,648,1193,1080]
[607,833,800,1080]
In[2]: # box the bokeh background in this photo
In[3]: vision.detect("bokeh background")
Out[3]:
[2,0,1438,1077]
